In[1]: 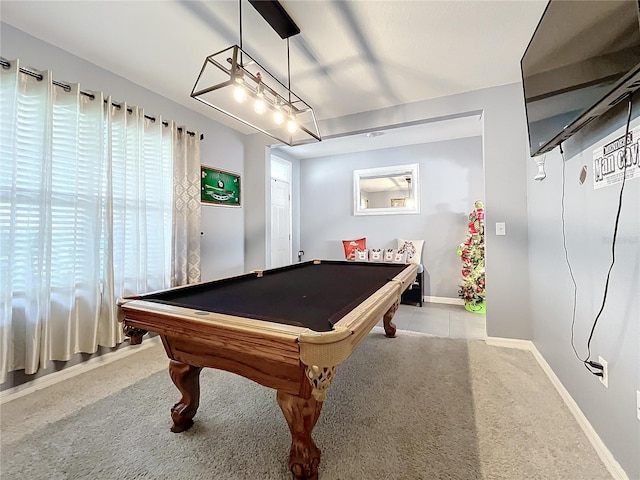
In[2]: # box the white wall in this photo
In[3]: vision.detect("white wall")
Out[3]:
[527,99,640,479]
[0,23,246,281]
[299,137,483,299]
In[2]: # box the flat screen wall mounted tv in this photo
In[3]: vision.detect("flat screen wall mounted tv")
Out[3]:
[522,0,640,157]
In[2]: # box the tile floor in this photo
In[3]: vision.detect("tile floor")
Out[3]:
[377,302,487,340]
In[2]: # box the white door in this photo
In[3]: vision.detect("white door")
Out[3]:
[270,177,291,267]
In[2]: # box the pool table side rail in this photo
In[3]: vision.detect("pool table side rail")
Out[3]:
[298,262,417,367]
[117,300,304,363]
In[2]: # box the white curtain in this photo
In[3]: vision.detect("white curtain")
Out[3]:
[0,59,201,383]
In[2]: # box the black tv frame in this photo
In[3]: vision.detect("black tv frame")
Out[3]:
[521,0,640,157]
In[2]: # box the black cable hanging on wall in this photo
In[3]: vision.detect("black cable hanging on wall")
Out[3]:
[561,91,635,377]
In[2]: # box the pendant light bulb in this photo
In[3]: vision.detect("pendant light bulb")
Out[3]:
[273,98,284,125]
[233,71,246,103]
[286,106,297,133]
[287,117,297,134]
[254,98,266,114]
[234,85,247,103]
[254,83,266,114]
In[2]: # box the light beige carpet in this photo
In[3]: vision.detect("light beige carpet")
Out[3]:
[1,329,612,479]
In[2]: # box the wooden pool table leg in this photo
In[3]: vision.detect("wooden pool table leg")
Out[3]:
[276,391,323,480]
[383,299,400,337]
[168,360,203,433]
[122,325,147,345]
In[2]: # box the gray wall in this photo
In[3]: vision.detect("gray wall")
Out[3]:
[244,134,270,271]
[527,100,640,479]
[299,137,484,299]
[246,84,531,340]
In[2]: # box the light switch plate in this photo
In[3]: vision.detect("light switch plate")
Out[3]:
[496,222,506,236]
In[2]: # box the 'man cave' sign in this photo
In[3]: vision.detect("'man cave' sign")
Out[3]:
[593,127,640,190]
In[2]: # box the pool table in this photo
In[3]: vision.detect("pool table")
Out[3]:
[117,259,417,479]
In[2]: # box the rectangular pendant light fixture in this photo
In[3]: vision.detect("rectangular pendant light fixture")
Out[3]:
[191,1,321,146]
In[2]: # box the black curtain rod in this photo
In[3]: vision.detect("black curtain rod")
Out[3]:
[0,58,204,140]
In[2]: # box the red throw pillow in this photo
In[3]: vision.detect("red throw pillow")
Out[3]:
[342,238,366,260]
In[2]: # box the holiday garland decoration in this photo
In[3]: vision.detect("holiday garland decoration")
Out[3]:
[457,201,486,313]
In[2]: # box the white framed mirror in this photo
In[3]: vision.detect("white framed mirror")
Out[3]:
[353,163,420,216]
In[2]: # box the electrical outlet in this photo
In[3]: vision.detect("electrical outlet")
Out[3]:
[598,356,608,388]
[636,391,640,421]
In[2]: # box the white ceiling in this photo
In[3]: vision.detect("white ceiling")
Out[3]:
[0,0,546,154]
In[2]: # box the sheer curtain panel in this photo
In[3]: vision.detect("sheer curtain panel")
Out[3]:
[173,129,201,286]
[0,59,201,383]
[97,103,174,348]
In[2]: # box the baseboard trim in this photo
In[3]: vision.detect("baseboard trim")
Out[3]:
[486,337,628,480]
[424,296,464,305]
[0,336,162,405]
[485,337,532,349]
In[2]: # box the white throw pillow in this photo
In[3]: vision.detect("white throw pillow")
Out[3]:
[393,251,407,263]
[354,248,369,262]
[369,248,383,262]
[397,238,424,265]
[383,248,395,262]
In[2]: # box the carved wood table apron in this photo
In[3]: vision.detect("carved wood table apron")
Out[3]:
[117,260,417,480]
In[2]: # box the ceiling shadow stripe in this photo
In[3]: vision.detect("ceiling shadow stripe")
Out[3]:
[332,0,402,105]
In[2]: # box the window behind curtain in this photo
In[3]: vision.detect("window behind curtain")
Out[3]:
[107,104,173,297]
[0,61,180,382]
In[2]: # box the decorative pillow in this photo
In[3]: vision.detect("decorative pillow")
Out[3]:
[383,248,395,262]
[354,248,369,262]
[342,238,366,261]
[397,238,424,265]
[392,251,407,263]
[369,248,383,262]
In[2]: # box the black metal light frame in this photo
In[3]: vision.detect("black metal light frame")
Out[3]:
[191,0,321,146]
